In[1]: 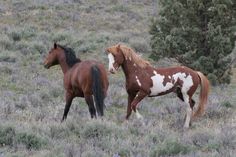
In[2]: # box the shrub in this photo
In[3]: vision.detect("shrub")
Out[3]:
[0,126,16,146]
[150,0,236,84]
[150,139,191,157]
[16,132,47,150]
[32,42,47,54]
[117,148,131,157]
[0,35,13,50]
[0,66,12,75]
[49,125,70,139]
[0,125,47,150]
[0,51,17,63]
[7,26,36,42]
[111,5,129,12]
[81,122,112,139]
[221,101,233,108]
[129,37,150,53]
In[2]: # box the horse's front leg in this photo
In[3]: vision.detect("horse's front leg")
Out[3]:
[131,91,147,119]
[126,93,136,120]
[61,92,73,122]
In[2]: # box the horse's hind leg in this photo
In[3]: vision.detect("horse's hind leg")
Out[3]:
[85,95,96,118]
[62,93,73,122]
[182,92,193,128]
[177,87,196,105]
[176,87,184,101]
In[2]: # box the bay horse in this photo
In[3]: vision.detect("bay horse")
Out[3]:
[106,44,210,128]
[44,43,109,121]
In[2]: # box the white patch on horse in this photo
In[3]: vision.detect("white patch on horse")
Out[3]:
[108,53,115,72]
[150,71,174,96]
[135,76,142,87]
[168,76,171,79]
[172,72,193,92]
[172,72,194,128]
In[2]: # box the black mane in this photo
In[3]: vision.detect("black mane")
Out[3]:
[58,45,81,67]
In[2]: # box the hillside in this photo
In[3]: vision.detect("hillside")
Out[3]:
[0,0,235,157]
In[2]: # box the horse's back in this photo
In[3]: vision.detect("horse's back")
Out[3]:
[69,60,108,95]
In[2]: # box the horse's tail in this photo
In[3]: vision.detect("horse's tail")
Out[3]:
[91,65,104,116]
[193,71,210,118]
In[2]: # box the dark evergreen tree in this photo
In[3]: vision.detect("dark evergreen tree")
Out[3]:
[150,0,236,84]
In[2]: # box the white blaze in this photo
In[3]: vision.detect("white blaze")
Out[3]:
[108,53,115,72]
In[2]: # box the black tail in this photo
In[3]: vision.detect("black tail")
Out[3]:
[91,66,104,116]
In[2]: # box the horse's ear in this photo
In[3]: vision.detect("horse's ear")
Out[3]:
[54,43,57,49]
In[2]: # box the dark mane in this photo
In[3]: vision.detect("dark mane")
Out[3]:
[58,45,81,67]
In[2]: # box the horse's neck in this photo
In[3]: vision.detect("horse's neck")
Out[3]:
[58,54,81,74]
[121,60,144,80]
[58,58,71,74]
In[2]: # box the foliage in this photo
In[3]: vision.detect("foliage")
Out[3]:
[150,139,191,157]
[150,0,236,84]
[0,125,47,150]
[16,132,47,150]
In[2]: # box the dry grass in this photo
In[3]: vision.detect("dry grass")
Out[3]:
[0,0,235,156]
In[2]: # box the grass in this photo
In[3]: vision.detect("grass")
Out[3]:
[0,0,235,157]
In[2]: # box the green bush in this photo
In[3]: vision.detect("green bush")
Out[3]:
[7,27,36,42]
[150,0,236,84]
[81,122,112,139]
[0,126,16,146]
[16,132,47,150]
[0,125,47,150]
[221,101,233,108]
[117,148,131,157]
[49,125,70,139]
[0,51,17,63]
[0,35,14,50]
[150,139,191,157]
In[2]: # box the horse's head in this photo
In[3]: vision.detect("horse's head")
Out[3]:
[105,44,125,74]
[44,43,61,69]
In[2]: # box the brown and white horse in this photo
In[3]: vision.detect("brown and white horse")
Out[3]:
[44,43,109,121]
[106,44,210,128]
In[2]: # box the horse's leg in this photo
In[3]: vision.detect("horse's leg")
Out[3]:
[85,94,96,118]
[176,87,196,126]
[177,87,196,105]
[62,92,73,122]
[176,87,184,101]
[126,93,135,120]
[131,91,147,119]
[182,92,193,128]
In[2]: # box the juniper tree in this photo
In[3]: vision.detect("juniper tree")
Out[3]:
[150,0,236,84]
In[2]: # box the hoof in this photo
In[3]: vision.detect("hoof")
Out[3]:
[135,110,144,120]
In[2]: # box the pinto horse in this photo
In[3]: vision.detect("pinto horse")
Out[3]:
[44,43,108,121]
[106,44,210,128]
